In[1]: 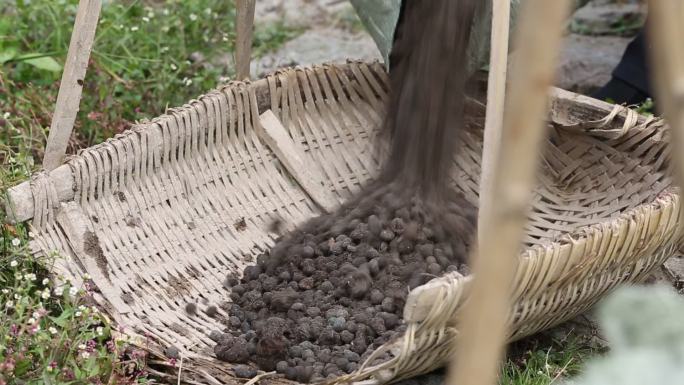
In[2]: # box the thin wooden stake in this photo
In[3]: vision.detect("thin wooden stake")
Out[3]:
[647,1,684,226]
[479,0,511,247]
[236,0,256,80]
[43,0,102,171]
[449,1,572,385]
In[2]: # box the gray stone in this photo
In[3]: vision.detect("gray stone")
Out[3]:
[555,34,630,94]
[252,27,380,77]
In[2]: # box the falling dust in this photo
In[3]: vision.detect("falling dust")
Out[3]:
[208,0,483,382]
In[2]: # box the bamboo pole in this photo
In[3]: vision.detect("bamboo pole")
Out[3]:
[479,0,511,247]
[42,0,102,171]
[236,0,256,80]
[647,1,684,226]
[448,1,572,385]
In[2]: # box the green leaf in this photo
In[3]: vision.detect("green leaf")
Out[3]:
[14,358,32,376]
[50,308,73,327]
[73,363,83,379]
[20,55,63,72]
[0,47,17,64]
[85,356,99,376]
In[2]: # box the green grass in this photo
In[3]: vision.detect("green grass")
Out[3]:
[634,97,654,116]
[501,332,599,385]
[0,0,299,165]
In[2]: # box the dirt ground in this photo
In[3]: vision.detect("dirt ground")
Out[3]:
[250,0,645,94]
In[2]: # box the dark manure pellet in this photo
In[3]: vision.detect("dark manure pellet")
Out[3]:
[205,305,218,317]
[233,365,257,379]
[209,330,223,342]
[276,360,289,374]
[184,303,197,315]
[214,336,249,363]
[164,345,180,359]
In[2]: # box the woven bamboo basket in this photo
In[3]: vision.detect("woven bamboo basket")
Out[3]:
[6,61,680,384]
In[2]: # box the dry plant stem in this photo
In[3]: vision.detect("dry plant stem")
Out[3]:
[43,0,102,171]
[448,1,573,385]
[647,1,684,228]
[479,0,510,246]
[236,0,256,80]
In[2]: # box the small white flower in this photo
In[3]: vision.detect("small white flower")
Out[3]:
[1,289,8,294]
[28,318,36,324]
[10,260,18,267]
[142,16,150,22]
[47,366,54,372]
[11,238,20,247]
[32,311,40,319]
[91,306,99,313]
[130,26,139,32]
[24,273,36,281]
[54,287,63,296]
[81,351,90,359]
[2,112,9,119]
[170,63,178,71]
[83,273,91,280]
[78,305,86,311]
[69,287,78,297]
[163,8,169,15]
[78,343,86,350]
[49,327,58,334]
[5,301,13,308]
[41,290,50,300]
[42,278,49,285]
[34,325,41,331]
[189,13,198,21]
[75,311,82,317]
[205,7,212,14]
[13,294,20,300]
[147,11,154,19]
[28,232,35,238]
[96,326,104,336]
[160,46,169,53]
[184,78,193,86]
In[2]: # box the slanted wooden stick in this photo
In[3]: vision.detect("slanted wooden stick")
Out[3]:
[448,1,573,385]
[236,0,257,80]
[479,0,511,247]
[42,0,102,171]
[647,1,684,227]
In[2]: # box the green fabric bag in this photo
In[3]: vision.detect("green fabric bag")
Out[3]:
[348,0,402,70]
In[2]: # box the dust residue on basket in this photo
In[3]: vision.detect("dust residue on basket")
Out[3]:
[83,230,110,282]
